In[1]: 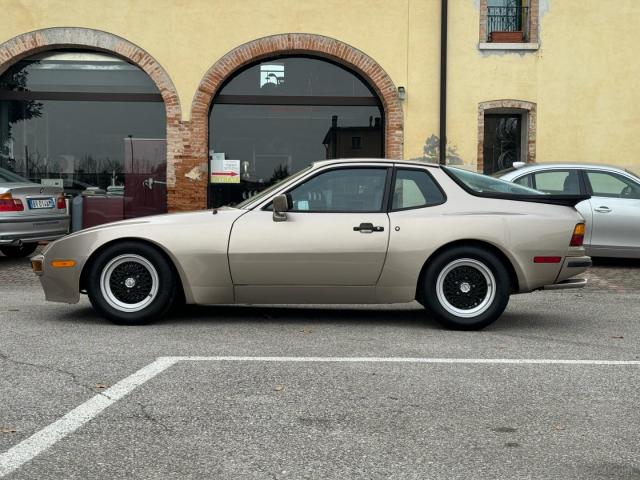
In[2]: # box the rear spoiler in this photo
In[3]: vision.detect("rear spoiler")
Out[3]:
[510,194,591,207]
[450,191,591,207]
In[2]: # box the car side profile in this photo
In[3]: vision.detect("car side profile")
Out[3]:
[31,159,591,330]
[498,162,640,258]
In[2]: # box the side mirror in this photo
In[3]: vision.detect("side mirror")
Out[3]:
[272,194,289,222]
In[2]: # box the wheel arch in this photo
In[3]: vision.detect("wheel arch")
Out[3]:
[415,239,521,303]
[79,237,188,304]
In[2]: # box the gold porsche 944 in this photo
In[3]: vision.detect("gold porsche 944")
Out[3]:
[31,159,591,330]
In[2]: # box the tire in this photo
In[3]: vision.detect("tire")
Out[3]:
[421,246,510,330]
[0,243,38,258]
[86,241,176,325]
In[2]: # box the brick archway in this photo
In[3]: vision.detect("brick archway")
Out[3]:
[0,27,182,197]
[478,99,536,173]
[176,33,403,212]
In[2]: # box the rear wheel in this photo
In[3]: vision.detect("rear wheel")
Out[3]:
[86,242,176,325]
[0,243,38,258]
[422,246,510,330]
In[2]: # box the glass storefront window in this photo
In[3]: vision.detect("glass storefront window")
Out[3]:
[209,56,384,208]
[0,50,166,227]
[218,57,376,97]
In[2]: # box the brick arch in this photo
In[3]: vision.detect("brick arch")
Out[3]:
[0,27,183,194]
[477,99,537,173]
[179,33,403,211]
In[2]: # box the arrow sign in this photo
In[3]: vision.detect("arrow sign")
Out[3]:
[210,158,241,184]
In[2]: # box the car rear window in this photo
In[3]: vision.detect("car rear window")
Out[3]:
[443,167,544,195]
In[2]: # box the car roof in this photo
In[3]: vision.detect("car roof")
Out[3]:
[311,158,441,169]
[498,162,636,178]
[511,162,626,172]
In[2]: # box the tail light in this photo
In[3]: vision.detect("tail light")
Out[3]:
[570,223,586,247]
[0,192,24,212]
[56,194,66,210]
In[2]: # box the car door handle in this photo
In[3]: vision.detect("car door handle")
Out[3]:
[353,222,384,233]
[594,206,612,213]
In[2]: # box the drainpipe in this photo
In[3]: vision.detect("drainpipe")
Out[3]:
[439,0,448,165]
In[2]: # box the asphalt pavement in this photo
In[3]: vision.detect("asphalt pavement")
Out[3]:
[0,252,639,479]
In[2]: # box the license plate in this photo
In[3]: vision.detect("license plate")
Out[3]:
[28,198,55,209]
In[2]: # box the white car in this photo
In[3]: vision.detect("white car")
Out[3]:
[498,162,640,258]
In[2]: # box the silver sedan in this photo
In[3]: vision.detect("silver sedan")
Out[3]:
[32,159,590,330]
[0,167,69,258]
[498,163,640,258]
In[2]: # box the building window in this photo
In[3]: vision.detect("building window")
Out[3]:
[0,50,167,227]
[482,114,521,174]
[479,0,539,47]
[478,100,536,175]
[208,56,383,208]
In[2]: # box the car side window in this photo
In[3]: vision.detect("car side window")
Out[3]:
[391,169,445,210]
[532,170,580,195]
[287,168,387,212]
[513,174,533,188]
[586,170,640,199]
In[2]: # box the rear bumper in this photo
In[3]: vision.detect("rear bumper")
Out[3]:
[540,255,591,291]
[0,215,69,245]
[556,255,592,282]
[542,277,588,290]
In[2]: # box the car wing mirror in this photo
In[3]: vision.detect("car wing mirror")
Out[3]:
[272,194,290,222]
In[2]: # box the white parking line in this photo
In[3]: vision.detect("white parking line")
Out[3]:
[1,355,639,477]
[0,357,178,478]
[173,356,640,365]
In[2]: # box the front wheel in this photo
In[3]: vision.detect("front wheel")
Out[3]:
[1,243,38,258]
[86,242,176,325]
[421,246,511,330]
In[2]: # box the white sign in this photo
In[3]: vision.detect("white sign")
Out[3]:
[41,178,64,188]
[210,157,240,184]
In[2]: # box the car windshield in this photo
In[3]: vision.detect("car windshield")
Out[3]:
[444,166,544,195]
[233,166,312,209]
[0,167,30,183]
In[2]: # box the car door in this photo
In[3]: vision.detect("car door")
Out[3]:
[583,169,640,254]
[228,166,391,299]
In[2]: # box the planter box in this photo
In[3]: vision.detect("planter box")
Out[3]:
[489,31,524,43]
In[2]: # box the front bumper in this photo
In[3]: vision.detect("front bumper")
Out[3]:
[30,253,82,304]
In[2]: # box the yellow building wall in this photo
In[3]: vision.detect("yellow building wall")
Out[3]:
[1,0,639,171]
[447,0,640,172]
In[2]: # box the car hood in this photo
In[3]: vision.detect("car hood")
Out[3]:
[61,207,246,240]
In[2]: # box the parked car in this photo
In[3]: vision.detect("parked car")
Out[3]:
[0,167,70,258]
[498,162,640,258]
[32,159,591,330]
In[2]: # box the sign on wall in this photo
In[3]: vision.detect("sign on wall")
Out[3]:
[41,178,64,188]
[210,153,240,184]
